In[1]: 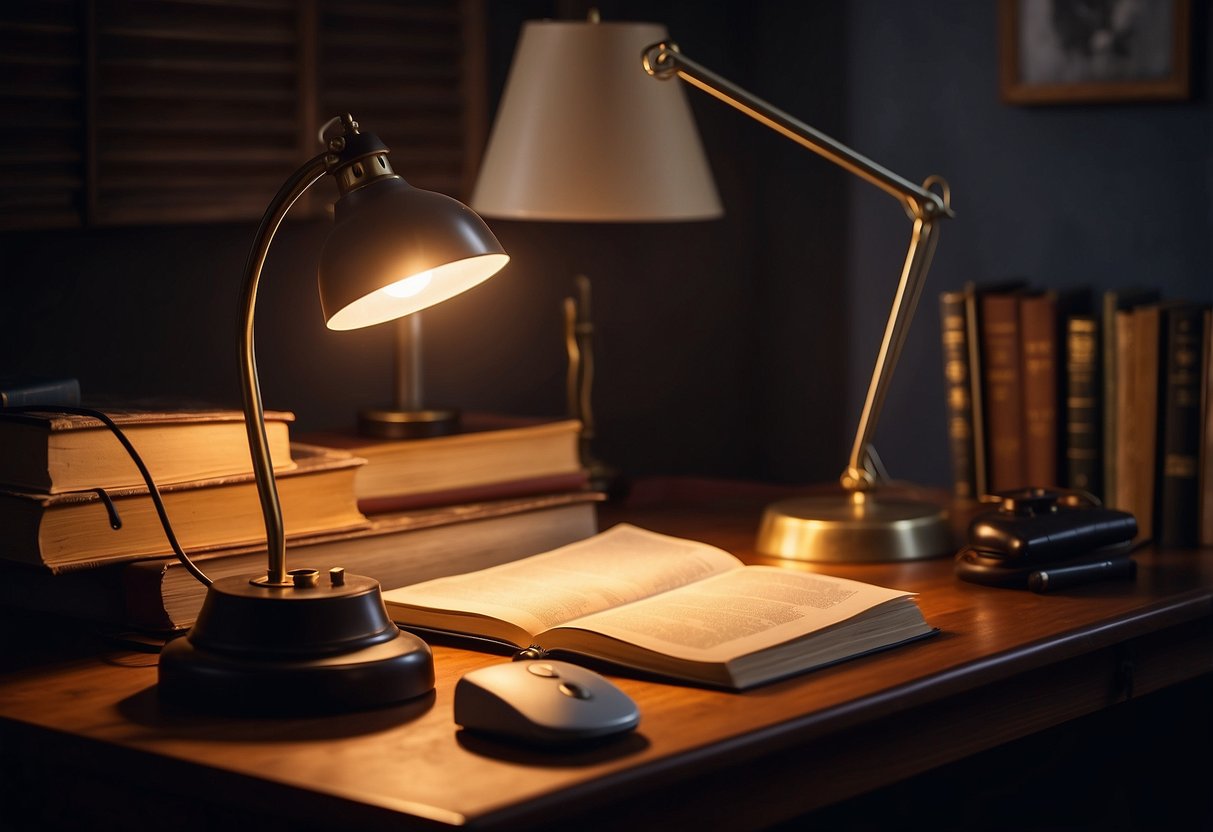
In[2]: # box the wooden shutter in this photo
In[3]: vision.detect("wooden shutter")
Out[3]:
[0,0,485,229]
[0,1,86,229]
[316,0,486,200]
[92,0,306,225]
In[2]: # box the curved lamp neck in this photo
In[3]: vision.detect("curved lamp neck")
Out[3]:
[238,153,328,587]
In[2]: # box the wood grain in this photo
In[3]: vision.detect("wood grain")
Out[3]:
[1,476,1210,830]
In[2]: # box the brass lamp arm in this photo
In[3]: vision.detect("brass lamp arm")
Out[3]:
[642,41,954,491]
[238,151,329,587]
[642,43,952,221]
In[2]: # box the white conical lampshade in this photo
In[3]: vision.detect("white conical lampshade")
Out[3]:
[471,19,722,222]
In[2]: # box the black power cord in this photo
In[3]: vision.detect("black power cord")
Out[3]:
[7,405,213,588]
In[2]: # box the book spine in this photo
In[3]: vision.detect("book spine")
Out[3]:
[1201,308,1213,547]
[1112,310,1137,514]
[1064,315,1102,497]
[1102,289,1160,515]
[980,292,1025,493]
[1128,307,1165,542]
[1157,304,1208,547]
[1019,293,1059,488]
[1101,292,1120,510]
[964,285,990,497]
[939,291,976,499]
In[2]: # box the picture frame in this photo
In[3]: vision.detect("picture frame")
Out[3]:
[999,0,1191,104]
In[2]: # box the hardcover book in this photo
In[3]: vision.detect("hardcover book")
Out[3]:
[1157,302,1209,547]
[0,408,295,494]
[962,280,1028,497]
[939,290,976,499]
[979,290,1026,492]
[1115,303,1168,541]
[1019,288,1089,492]
[1065,314,1102,496]
[299,414,586,513]
[1019,290,1061,489]
[1101,288,1160,511]
[384,524,935,691]
[122,491,602,632]
[1201,308,1213,547]
[0,443,366,573]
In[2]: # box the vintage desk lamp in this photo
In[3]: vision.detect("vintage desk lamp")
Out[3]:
[158,114,509,712]
[469,16,722,492]
[641,40,956,562]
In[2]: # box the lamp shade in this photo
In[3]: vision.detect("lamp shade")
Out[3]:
[320,175,509,331]
[470,20,722,222]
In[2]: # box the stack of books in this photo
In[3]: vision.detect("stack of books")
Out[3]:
[939,284,1212,547]
[0,407,601,631]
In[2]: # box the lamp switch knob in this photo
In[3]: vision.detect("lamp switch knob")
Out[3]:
[329,567,346,587]
[289,569,320,588]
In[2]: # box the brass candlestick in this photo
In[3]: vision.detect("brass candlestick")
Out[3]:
[564,275,621,496]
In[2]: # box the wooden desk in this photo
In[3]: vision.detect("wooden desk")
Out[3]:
[1,478,1210,830]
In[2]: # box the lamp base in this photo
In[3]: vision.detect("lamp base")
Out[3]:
[158,573,434,714]
[756,491,953,563]
[358,407,460,440]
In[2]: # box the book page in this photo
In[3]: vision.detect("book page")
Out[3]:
[551,565,916,663]
[382,524,742,637]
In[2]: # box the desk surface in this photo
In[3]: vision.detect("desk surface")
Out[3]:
[1,477,1211,830]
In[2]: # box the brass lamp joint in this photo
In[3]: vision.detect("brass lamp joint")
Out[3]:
[322,113,400,195]
[840,466,876,492]
[642,41,680,79]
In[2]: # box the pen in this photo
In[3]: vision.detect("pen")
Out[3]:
[1028,558,1137,593]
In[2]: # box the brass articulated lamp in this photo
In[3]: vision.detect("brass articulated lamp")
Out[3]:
[157,114,509,712]
[641,42,955,562]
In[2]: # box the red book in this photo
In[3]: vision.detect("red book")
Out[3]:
[1019,291,1060,489]
[980,291,1025,492]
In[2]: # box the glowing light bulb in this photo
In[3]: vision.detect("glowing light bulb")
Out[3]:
[384,271,433,299]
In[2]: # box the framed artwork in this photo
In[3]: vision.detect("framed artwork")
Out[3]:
[999,0,1191,104]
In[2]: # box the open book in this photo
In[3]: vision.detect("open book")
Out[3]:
[383,524,936,690]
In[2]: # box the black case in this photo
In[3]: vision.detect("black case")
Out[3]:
[956,488,1137,589]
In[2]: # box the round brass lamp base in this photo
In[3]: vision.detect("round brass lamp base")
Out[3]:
[358,407,460,440]
[756,492,953,563]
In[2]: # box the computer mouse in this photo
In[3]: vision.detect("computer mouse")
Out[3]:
[453,659,640,747]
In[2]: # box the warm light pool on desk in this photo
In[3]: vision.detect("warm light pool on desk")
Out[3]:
[157,114,509,715]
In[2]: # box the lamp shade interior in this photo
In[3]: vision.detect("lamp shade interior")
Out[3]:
[319,176,509,331]
[470,19,722,222]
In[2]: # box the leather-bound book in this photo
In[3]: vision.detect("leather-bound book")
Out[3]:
[1019,291,1061,489]
[1157,302,1210,547]
[939,290,976,499]
[980,290,1026,492]
[1064,314,1102,496]
[1101,288,1160,513]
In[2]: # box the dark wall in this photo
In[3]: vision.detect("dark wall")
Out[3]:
[474,0,851,484]
[2,2,1209,491]
[843,1,1213,490]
